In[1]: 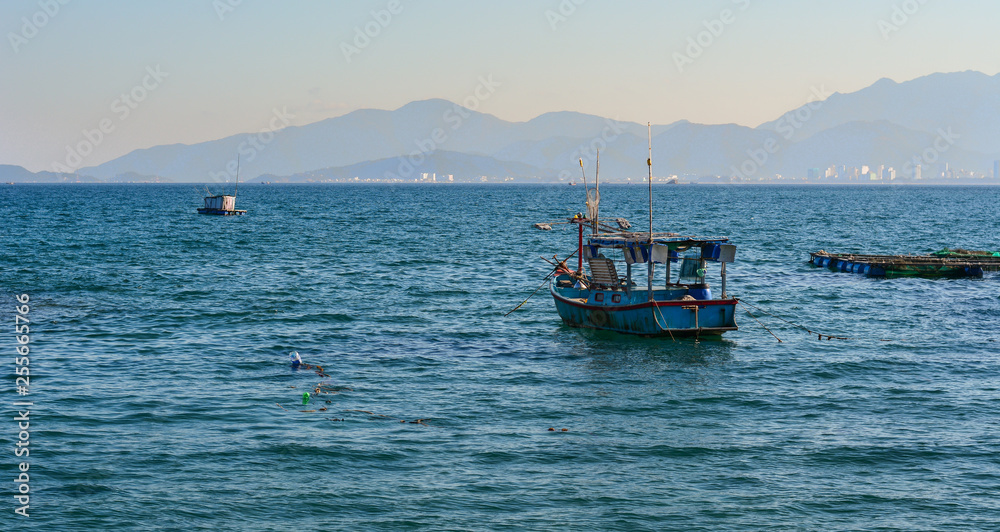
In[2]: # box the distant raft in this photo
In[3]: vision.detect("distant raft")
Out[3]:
[809,249,1000,278]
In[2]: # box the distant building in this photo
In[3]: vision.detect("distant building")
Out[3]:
[807,168,821,179]
[914,164,922,180]
[887,167,896,181]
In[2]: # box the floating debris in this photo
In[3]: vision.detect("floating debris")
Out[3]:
[534,223,552,231]
[346,409,394,419]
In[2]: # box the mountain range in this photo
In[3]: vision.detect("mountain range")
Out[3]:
[3,71,999,184]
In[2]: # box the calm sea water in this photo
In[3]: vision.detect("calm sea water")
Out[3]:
[2,183,999,531]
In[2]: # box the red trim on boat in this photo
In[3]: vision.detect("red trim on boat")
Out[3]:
[551,288,736,311]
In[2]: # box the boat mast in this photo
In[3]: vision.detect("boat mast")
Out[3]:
[579,158,595,235]
[578,158,590,268]
[647,123,654,301]
[594,150,600,236]
[647,122,652,241]
[234,154,240,197]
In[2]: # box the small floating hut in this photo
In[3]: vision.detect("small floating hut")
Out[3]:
[198,156,246,216]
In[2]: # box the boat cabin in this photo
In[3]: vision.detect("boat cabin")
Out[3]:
[204,195,235,211]
[197,194,246,216]
[567,228,736,301]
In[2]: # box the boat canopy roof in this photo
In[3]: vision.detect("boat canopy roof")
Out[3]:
[587,231,730,250]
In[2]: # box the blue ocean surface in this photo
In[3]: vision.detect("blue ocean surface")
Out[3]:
[2,183,999,531]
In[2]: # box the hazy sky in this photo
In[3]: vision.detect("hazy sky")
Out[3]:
[2,0,999,172]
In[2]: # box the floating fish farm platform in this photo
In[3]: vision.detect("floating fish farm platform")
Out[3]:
[809,249,1000,278]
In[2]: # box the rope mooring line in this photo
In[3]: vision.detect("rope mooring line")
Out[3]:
[736,299,782,343]
[503,272,556,317]
[651,303,676,342]
[504,248,579,317]
[735,297,888,342]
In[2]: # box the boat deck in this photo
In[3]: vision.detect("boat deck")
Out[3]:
[197,208,247,216]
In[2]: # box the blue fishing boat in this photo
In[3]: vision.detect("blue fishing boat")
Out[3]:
[543,125,739,337]
[549,222,738,337]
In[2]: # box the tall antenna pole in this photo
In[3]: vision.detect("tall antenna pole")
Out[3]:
[646,123,654,302]
[647,122,653,241]
[579,158,592,231]
[594,150,600,235]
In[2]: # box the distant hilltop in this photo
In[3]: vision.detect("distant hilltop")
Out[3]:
[5,71,1000,184]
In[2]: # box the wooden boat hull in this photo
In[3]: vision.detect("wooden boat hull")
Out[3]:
[197,208,246,215]
[550,281,737,337]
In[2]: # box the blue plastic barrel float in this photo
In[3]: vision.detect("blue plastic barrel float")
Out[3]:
[867,266,886,277]
[965,266,985,277]
[687,284,712,300]
[840,261,853,272]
